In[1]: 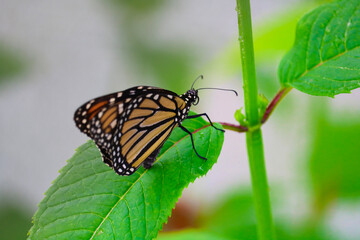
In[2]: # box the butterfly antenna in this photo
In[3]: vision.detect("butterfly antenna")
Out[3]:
[197,87,238,96]
[191,75,204,90]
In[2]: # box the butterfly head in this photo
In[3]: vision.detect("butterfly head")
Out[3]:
[185,89,200,106]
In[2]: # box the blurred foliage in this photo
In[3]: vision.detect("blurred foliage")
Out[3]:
[129,41,196,92]
[109,0,165,13]
[0,43,26,87]
[209,4,315,96]
[106,0,196,91]
[158,229,232,240]
[0,197,32,240]
[198,189,258,240]
[309,104,360,216]
[192,189,330,240]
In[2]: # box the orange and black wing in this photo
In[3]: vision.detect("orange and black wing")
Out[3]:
[110,92,187,175]
[74,86,159,167]
[74,86,187,175]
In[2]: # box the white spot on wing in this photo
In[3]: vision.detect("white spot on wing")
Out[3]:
[118,104,124,114]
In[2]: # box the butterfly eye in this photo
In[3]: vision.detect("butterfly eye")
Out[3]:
[193,96,200,106]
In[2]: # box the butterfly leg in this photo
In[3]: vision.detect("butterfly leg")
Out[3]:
[186,113,225,132]
[143,145,163,169]
[178,124,207,160]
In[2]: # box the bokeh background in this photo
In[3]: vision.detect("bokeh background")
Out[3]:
[1,0,360,239]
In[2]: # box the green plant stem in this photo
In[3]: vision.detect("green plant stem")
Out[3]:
[236,0,276,240]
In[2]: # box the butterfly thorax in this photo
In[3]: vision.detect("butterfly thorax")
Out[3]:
[178,89,199,120]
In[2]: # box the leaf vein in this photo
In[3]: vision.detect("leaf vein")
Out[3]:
[45,193,120,209]
[139,180,148,238]
[344,2,360,51]
[46,228,94,239]
[40,212,104,233]
[123,199,134,240]
[51,169,111,197]
[89,171,145,239]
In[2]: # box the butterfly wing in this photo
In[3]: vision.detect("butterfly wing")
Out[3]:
[110,91,187,175]
[74,86,158,167]
[74,86,187,176]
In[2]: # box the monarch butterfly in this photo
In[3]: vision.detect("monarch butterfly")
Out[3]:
[74,76,237,176]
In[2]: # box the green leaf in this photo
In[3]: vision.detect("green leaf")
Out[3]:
[257,94,269,118]
[28,115,224,240]
[279,0,360,97]
[234,107,247,126]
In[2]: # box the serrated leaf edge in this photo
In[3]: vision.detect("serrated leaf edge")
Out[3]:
[88,124,221,239]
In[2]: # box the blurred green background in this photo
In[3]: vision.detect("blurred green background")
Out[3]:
[1,0,359,239]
